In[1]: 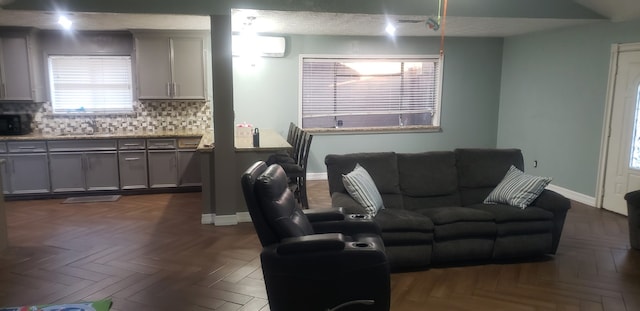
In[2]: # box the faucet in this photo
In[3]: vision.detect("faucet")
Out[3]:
[87,116,98,134]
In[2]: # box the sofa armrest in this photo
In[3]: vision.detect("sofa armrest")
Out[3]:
[532,189,571,254]
[277,233,346,255]
[332,192,367,214]
[312,217,381,236]
[303,207,346,222]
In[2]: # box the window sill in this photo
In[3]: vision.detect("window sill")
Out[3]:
[305,125,442,135]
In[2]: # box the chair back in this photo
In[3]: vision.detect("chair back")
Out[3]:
[255,164,315,239]
[242,162,314,246]
[241,161,280,246]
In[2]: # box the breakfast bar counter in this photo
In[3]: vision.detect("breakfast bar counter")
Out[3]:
[196,128,291,153]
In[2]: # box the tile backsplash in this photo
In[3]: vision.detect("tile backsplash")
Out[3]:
[0,100,212,135]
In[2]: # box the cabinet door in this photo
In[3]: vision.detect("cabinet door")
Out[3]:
[119,151,148,190]
[7,154,50,194]
[49,153,85,192]
[172,37,206,99]
[148,150,177,188]
[0,35,33,101]
[135,36,172,99]
[85,151,119,191]
[178,150,201,187]
[0,157,10,194]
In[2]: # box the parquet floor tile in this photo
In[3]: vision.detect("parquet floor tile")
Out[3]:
[0,181,638,311]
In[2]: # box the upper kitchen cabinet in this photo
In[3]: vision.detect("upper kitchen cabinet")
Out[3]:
[134,31,208,100]
[0,28,45,102]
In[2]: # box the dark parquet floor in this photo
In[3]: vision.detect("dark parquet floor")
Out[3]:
[0,180,639,310]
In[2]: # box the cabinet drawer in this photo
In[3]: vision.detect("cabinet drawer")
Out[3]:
[0,142,6,153]
[119,139,146,150]
[147,138,176,149]
[8,141,47,153]
[177,137,201,149]
[48,140,117,152]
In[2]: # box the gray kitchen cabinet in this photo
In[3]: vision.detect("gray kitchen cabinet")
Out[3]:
[1,141,49,194]
[178,150,200,187]
[147,138,177,188]
[2,153,50,194]
[0,28,44,102]
[119,139,148,190]
[148,150,178,188]
[134,32,207,100]
[48,140,119,192]
[177,137,201,187]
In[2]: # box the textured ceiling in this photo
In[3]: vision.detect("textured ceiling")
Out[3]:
[0,9,603,38]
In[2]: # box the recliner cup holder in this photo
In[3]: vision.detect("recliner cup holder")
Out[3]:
[349,214,372,220]
[352,242,371,248]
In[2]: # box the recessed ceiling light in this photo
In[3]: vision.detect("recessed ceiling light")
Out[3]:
[385,23,396,36]
[58,15,73,30]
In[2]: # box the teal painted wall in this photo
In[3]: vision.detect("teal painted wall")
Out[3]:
[233,35,504,174]
[498,18,640,197]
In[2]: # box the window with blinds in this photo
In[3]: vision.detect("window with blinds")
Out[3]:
[48,55,134,114]
[301,56,442,130]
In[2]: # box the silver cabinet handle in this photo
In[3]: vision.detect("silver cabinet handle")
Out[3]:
[124,157,140,161]
[123,143,141,146]
[18,146,36,149]
[167,82,172,97]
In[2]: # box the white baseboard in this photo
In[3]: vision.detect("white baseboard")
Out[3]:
[237,212,253,223]
[201,213,215,225]
[546,184,596,207]
[201,212,252,225]
[307,172,327,181]
[214,214,239,226]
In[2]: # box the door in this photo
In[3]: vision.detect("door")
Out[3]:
[119,150,148,190]
[0,35,33,100]
[172,37,206,99]
[49,153,85,192]
[85,151,119,191]
[178,150,201,187]
[135,36,172,99]
[148,150,178,188]
[602,48,640,215]
[8,154,50,194]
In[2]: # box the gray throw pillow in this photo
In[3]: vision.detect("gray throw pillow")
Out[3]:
[342,163,384,215]
[484,165,551,209]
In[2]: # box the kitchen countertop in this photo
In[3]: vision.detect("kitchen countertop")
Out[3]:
[0,129,290,153]
[0,129,205,141]
[196,129,291,153]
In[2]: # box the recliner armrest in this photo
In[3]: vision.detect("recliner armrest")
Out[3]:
[303,207,345,222]
[277,233,346,255]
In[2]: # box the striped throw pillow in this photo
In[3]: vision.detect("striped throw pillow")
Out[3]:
[484,165,552,209]
[342,163,384,216]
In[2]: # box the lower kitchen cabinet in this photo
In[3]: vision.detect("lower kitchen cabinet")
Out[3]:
[0,153,50,194]
[119,150,148,189]
[178,150,201,187]
[148,150,178,188]
[49,151,119,192]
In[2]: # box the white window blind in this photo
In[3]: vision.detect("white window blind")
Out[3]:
[48,55,134,113]
[301,56,441,129]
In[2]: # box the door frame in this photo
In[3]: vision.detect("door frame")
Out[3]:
[596,42,640,209]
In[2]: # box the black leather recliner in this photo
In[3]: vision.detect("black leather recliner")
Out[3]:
[241,161,390,311]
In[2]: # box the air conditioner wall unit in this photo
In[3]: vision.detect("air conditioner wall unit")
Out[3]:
[232,35,286,58]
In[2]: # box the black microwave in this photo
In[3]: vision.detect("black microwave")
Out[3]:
[0,114,33,135]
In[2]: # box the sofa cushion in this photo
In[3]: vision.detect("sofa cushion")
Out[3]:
[416,206,495,225]
[325,152,400,195]
[343,163,385,216]
[397,151,458,197]
[468,204,554,222]
[454,148,525,206]
[374,209,434,233]
[484,166,552,209]
[455,149,525,188]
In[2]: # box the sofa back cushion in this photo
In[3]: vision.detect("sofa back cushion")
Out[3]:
[397,151,461,210]
[454,148,524,206]
[325,152,401,196]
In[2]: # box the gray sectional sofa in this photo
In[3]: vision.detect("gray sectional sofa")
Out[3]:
[325,149,571,270]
